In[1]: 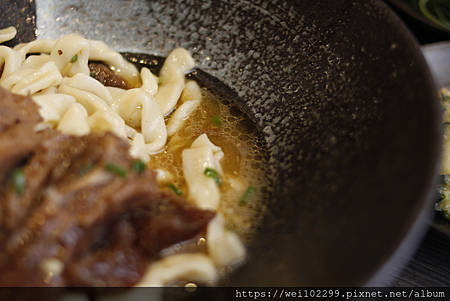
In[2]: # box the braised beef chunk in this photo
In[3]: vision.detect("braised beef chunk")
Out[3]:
[132,191,217,255]
[0,123,41,187]
[88,62,134,90]
[65,218,148,287]
[46,132,131,188]
[0,87,215,287]
[0,88,42,132]
[63,177,215,287]
[1,131,74,233]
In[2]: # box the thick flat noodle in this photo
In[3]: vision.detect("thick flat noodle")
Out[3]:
[0,0,37,47]
[0,87,215,287]
[89,62,133,90]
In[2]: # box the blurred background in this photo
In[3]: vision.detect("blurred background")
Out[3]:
[384,0,450,288]
[385,0,450,44]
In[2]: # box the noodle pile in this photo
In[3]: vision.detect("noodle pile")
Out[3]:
[0,26,247,287]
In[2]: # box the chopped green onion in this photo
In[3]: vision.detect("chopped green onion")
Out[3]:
[105,163,127,177]
[239,185,256,205]
[132,159,146,173]
[89,72,96,78]
[183,126,192,147]
[225,225,236,232]
[184,126,191,137]
[204,168,222,187]
[167,183,182,196]
[212,115,222,126]
[70,54,78,63]
[12,168,26,195]
[78,163,95,177]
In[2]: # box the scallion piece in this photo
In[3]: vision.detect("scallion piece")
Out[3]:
[204,168,222,187]
[167,183,182,196]
[78,163,95,177]
[71,54,78,63]
[239,185,256,205]
[89,72,96,78]
[212,115,222,126]
[132,159,146,173]
[12,168,26,195]
[105,163,127,177]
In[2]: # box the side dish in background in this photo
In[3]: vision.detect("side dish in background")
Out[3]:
[0,26,269,287]
[398,0,450,30]
[436,87,450,219]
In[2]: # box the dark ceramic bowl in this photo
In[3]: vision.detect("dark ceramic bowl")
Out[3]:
[1,0,441,287]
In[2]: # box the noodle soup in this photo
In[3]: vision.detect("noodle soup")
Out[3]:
[0,27,269,287]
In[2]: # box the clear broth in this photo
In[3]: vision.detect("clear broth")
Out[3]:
[148,88,269,245]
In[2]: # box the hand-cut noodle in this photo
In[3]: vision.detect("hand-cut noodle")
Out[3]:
[14,39,56,59]
[182,134,225,210]
[5,61,62,95]
[135,253,219,287]
[166,100,200,136]
[206,214,246,267]
[155,48,196,115]
[166,80,202,136]
[89,40,140,87]
[154,169,174,184]
[50,34,90,77]
[140,67,159,97]
[32,93,76,125]
[0,46,22,83]
[180,79,203,102]
[0,26,16,44]
[0,27,199,157]
[57,85,110,114]
[129,133,151,163]
[154,78,185,116]
[57,103,90,136]
[61,73,113,105]
[88,109,127,139]
[112,88,167,153]
[0,27,252,287]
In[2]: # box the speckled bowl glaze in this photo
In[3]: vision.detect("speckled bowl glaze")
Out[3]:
[1,0,441,286]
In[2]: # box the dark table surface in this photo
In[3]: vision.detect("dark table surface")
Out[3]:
[383,1,450,289]
[389,225,450,287]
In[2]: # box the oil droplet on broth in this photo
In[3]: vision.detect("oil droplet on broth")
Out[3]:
[148,88,269,243]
